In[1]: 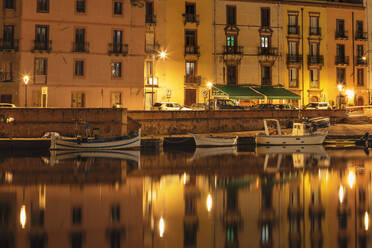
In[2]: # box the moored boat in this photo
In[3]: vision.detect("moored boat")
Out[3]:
[189,133,238,147]
[255,119,327,146]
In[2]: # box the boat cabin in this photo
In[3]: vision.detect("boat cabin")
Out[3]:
[292,123,310,136]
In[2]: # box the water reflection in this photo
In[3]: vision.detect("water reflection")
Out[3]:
[0,147,370,247]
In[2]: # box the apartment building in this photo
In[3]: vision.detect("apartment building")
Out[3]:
[143,0,214,109]
[0,0,145,109]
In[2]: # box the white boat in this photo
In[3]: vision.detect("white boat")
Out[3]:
[50,130,141,150]
[189,133,238,147]
[255,119,327,146]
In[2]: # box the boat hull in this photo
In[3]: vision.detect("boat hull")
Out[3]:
[190,134,238,147]
[50,135,140,150]
[255,133,327,145]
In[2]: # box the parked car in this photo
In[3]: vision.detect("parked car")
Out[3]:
[209,99,244,110]
[191,103,208,110]
[0,103,15,108]
[249,104,277,110]
[152,102,192,111]
[304,102,331,110]
[276,104,299,110]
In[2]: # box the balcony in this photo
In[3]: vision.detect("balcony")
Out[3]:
[182,13,199,25]
[335,56,349,65]
[258,47,278,56]
[0,72,12,82]
[184,45,200,56]
[184,75,201,85]
[0,39,19,51]
[355,31,368,40]
[308,55,324,66]
[108,43,128,55]
[224,46,243,55]
[286,54,303,64]
[309,27,321,36]
[72,42,89,53]
[34,74,47,84]
[288,25,300,35]
[145,15,156,25]
[356,56,368,66]
[335,30,348,40]
[32,40,52,52]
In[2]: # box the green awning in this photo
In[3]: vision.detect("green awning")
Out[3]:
[212,85,264,100]
[253,86,301,100]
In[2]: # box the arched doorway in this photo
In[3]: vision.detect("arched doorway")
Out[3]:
[357,96,364,106]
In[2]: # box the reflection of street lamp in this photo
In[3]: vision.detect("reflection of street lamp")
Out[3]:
[206,193,213,212]
[20,204,26,229]
[337,84,343,110]
[23,75,29,107]
[207,82,213,110]
[151,50,167,109]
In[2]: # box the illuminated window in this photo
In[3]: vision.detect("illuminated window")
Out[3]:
[289,68,298,88]
[112,62,122,78]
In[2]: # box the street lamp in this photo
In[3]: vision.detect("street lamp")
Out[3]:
[23,75,29,107]
[337,84,343,110]
[151,50,167,109]
[207,81,213,110]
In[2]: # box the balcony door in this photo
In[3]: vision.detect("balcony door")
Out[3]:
[184,89,196,107]
[35,25,49,49]
[3,25,14,48]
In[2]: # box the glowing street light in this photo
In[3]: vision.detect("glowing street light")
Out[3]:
[23,75,30,107]
[345,89,354,100]
[151,50,167,109]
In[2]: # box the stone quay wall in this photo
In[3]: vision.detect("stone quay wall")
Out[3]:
[128,110,347,135]
[0,108,346,137]
[0,108,127,138]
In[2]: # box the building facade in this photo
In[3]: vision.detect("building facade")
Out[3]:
[0,0,145,109]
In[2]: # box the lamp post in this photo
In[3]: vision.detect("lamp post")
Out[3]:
[337,84,343,110]
[23,75,29,107]
[207,81,213,110]
[151,50,167,109]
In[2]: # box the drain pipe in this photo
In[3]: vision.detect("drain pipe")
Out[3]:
[301,8,304,107]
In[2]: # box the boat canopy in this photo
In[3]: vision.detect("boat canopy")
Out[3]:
[252,86,301,100]
[212,85,264,100]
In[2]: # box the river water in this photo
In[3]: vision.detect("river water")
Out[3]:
[0,145,371,248]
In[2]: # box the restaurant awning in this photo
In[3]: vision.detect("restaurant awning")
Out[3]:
[252,86,301,100]
[212,85,264,100]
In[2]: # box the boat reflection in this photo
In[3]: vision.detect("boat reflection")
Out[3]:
[187,146,238,162]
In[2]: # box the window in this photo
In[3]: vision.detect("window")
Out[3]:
[185,30,197,53]
[357,68,364,86]
[37,0,49,13]
[112,62,122,78]
[111,93,122,107]
[227,66,237,85]
[185,2,196,23]
[74,28,86,52]
[310,69,319,88]
[261,8,270,27]
[289,68,298,88]
[261,66,271,85]
[288,14,298,34]
[357,45,364,57]
[72,207,82,224]
[336,68,346,85]
[3,25,14,49]
[113,1,123,15]
[309,43,319,56]
[336,44,345,57]
[336,19,345,36]
[113,30,123,52]
[356,21,364,36]
[185,61,195,76]
[34,58,47,76]
[226,35,235,47]
[35,25,49,50]
[185,196,196,216]
[145,1,154,23]
[0,62,12,82]
[31,210,44,227]
[288,41,298,55]
[310,15,320,35]
[70,232,83,248]
[226,5,236,26]
[110,230,121,248]
[71,93,85,107]
[260,36,270,48]
[0,95,11,103]
[111,204,120,222]
[4,0,14,9]
[184,223,197,247]
[74,60,84,77]
[76,0,85,13]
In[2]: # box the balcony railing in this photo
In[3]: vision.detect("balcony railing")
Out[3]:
[0,72,12,82]
[335,30,348,39]
[184,45,200,56]
[184,75,201,85]
[223,45,243,55]
[72,42,89,53]
[288,25,300,35]
[145,15,156,25]
[108,43,128,55]
[355,31,368,40]
[258,47,278,56]
[183,13,199,25]
[34,74,47,84]
[308,55,324,65]
[286,54,303,64]
[356,56,368,66]
[32,40,52,52]
[0,39,19,51]
[309,27,321,36]
[335,56,349,65]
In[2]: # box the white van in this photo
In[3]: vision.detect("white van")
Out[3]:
[304,102,331,110]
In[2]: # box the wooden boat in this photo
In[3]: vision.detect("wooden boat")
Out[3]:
[255,119,327,145]
[50,130,141,150]
[189,133,238,147]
